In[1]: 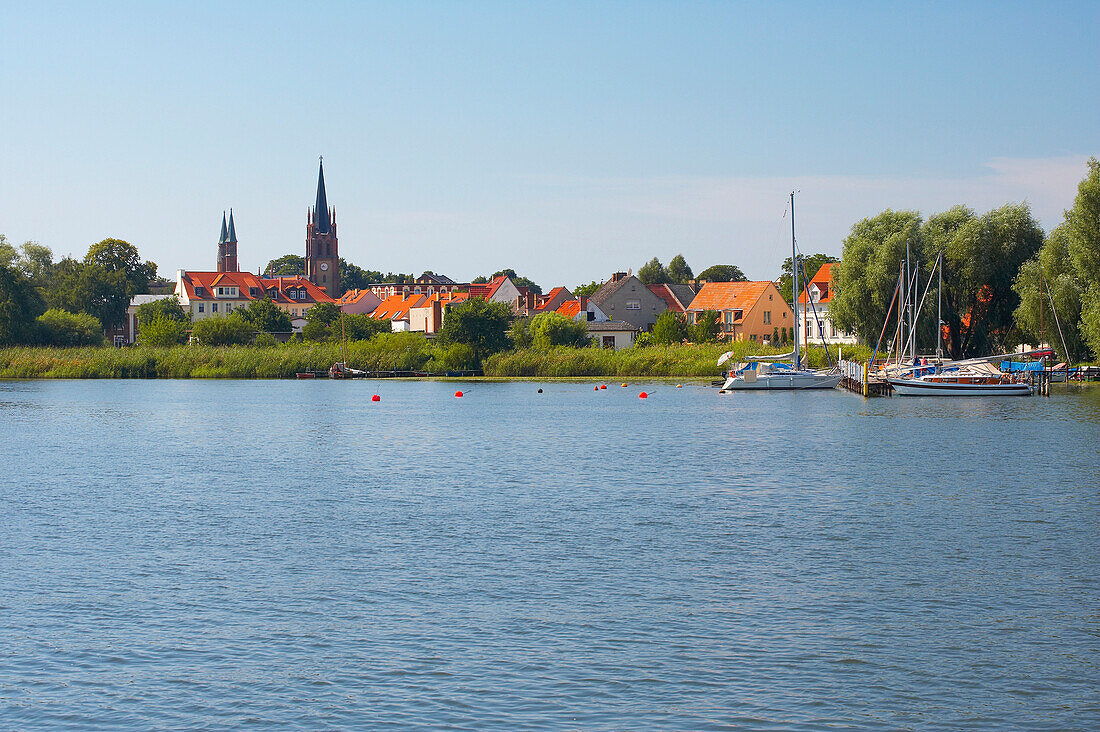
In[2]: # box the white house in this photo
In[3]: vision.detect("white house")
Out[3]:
[797,263,857,346]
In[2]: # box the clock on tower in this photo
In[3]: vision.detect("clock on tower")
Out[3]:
[305,157,341,297]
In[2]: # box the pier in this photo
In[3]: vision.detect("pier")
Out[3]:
[838,359,893,396]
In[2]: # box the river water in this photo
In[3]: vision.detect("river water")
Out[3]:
[1,379,1098,730]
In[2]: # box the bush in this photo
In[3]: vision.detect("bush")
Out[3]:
[190,315,256,346]
[530,311,589,348]
[689,309,721,343]
[437,299,513,361]
[441,343,478,371]
[237,297,292,333]
[138,315,187,346]
[651,311,687,345]
[36,309,103,346]
[254,332,278,347]
[634,332,653,348]
[136,295,188,325]
[343,313,390,341]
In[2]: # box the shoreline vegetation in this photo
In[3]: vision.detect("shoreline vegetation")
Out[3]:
[0,337,871,380]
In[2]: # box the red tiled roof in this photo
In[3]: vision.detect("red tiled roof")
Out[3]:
[338,288,377,305]
[468,274,509,300]
[647,284,685,313]
[556,300,581,319]
[179,271,336,304]
[798,262,836,304]
[686,281,770,313]
[369,292,469,320]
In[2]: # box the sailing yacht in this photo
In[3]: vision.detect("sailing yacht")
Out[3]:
[719,192,841,392]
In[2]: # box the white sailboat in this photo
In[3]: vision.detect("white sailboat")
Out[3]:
[720,192,841,392]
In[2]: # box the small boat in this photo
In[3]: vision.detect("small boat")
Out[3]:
[719,192,840,393]
[329,362,365,379]
[296,372,317,379]
[889,367,1032,396]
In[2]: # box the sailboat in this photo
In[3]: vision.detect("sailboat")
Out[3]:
[719,192,841,392]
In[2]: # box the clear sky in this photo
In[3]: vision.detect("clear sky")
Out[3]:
[2,1,1097,286]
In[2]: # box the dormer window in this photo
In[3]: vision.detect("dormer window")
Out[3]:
[195,287,205,297]
[249,287,258,297]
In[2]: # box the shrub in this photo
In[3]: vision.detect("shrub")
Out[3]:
[651,311,687,345]
[530,311,589,348]
[190,315,256,346]
[136,295,188,325]
[634,332,653,347]
[237,297,292,333]
[689,309,721,343]
[254,332,278,347]
[437,299,513,360]
[36,309,103,346]
[441,342,478,371]
[138,315,187,346]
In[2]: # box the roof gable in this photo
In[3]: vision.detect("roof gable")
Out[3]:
[687,281,773,313]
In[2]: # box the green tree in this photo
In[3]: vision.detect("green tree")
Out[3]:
[778,253,839,303]
[1065,158,1100,356]
[265,254,305,276]
[667,254,693,284]
[0,236,16,269]
[510,317,533,349]
[44,257,132,330]
[696,264,747,282]
[529,311,589,348]
[1014,226,1086,361]
[831,210,924,347]
[436,298,513,360]
[35,308,104,346]
[136,295,188,325]
[651,310,687,344]
[84,238,156,295]
[690,309,721,343]
[238,297,293,332]
[138,315,188,346]
[191,315,256,346]
[638,257,671,285]
[342,313,390,341]
[0,262,45,344]
[18,241,55,286]
[573,281,600,298]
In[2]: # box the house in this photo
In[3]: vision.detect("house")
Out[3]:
[555,296,608,323]
[797,263,857,345]
[587,320,640,350]
[367,291,470,334]
[589,272,671,331]
[106,293,177,346]
[367,272,465,300]
[174,270,336,333]
[468,274,524,308]
[337,288,383,315]
[646,283,697,314]
[685,281,793,343]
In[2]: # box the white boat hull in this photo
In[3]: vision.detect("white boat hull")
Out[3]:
[889,378,1032,396]
[720,371,841,391]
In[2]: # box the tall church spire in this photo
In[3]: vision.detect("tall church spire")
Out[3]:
[219,212,228,244]
[227,209,237,243]
[314,157,331,234]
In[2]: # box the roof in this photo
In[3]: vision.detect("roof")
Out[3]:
[647,283,696,313]
[337,288,377,305]
[556,300,581,319]
[686,281,771,313]
[586,320,639,332]
[314,158,331,233]
[227,209,237,242]
[218,212,228,244]
[468,274,509,299]
[368,292,469,321]
[129,293,175,307]
[589,275,634,306]
[798,262,836,304]
[178,271,335,304]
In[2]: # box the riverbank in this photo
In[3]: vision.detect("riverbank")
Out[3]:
[0,338,869,379]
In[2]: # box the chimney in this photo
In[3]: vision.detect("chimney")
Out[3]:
[579,296,588,311]
[612,271,627,283]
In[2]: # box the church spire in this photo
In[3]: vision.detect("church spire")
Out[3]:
[219,211,228,244]
[227,209,237,243]
[314,156,331,234]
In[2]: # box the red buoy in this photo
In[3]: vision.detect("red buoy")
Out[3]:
[454,390,463,398]
[600,384,607,390]
[638,391,648,399]
[594,385,599,391]
[371,394,380,402]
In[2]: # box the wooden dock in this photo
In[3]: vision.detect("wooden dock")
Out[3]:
[838,359,893,396]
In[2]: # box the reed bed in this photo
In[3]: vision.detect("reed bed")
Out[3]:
[0,337,870,379]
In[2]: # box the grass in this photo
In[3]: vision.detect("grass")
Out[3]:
[0,336,873,380]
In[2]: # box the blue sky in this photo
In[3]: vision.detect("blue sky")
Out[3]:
[2,1,1097,286]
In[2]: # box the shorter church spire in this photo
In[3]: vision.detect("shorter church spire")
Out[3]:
[218,212,228,244]
[227,209,237,243]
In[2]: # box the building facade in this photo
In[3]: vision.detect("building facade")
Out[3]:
[796,263,857,346]
[685,281,793,343]
[589,273,671,331]
[304,158,341,298]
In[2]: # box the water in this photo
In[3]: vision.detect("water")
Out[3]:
[1,379,1098,730]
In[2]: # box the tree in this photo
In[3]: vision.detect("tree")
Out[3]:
[1066,158,1100,356]
[830,210,924,348]
[191,315,256,346]
[529,311,589,348]
[696,264,747,283]
[265,254,305,276]
[690,309,721,343]
[667,254,693,284]
[0,236,16,269]
[237,297,293,333]
[473,268,542,295]
[136,295,188,325]
[342,313,390,341]
[638,257,671,285]
[18,242,55,286]
[778,253,839,304]
[1014,226,1086,361]
[0,262,45,344]
[573,281,600,298]
[651,310,687,344]
[44,257,132,331]
[84,238,156,295]
[35,309,104,346]
[436,298,513,360]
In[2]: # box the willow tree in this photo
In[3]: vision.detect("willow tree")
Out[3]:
[1013,226,1086,362]
[1067,159,1100,355]
[830,210,923,348]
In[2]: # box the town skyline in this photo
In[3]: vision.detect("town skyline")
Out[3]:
[2,2,1097,284]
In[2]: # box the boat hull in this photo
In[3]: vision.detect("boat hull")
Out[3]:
[720,372,841,391]
[889,378,1032,396]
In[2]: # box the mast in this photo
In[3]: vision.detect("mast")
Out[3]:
[791,191,800,370]
[936,252,943,362]
[912,260,918,362]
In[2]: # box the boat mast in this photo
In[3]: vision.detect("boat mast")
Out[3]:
[791,191,800,370]
[936,252,943,362]
[912,260,918,362]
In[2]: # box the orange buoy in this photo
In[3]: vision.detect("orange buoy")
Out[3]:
[621,383,627,388]
[639,391,648,399]
[454,390,463,398]
[676,384,682,389]
[371,394,381,402]
[600,384,607,390]
[594,385,599,391]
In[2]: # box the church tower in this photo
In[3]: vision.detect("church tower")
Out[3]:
[305,157,340,297]
[215,210,240,272]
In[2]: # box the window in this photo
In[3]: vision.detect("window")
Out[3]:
[750,334,757,341]
[225,304,232,313]
[734,309,743,320]
[195,287,205,297]
[587,311,595,322]
[763,311,771,325]
[218,287,224,295]
[197,303,204,313]
[212,303,218,312]
[626,300,640,310]
[819,323,826,339]
[249,287,258,297]
[602,335,615,349]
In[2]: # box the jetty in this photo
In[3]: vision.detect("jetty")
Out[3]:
[838,359,893,396]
